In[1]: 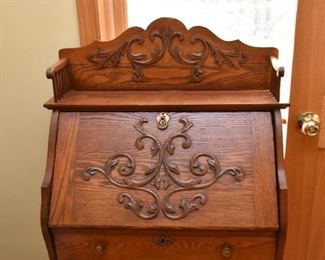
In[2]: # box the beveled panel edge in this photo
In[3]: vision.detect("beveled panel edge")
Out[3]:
[49,113,81,226]
[272,110,288,260]
[250,112,279,229]
[41,111,59,260]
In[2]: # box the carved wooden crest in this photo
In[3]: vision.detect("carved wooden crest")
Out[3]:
[87,23,247,83]
[58,17,278,92]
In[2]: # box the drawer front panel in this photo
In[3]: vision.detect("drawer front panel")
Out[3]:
[49,112,278,230]
[54,230,276,260]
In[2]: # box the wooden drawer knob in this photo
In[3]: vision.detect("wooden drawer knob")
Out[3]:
[95,245,103,256]
[222,245,231,257]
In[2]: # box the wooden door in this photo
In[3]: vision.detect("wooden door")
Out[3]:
[285,1,325,259]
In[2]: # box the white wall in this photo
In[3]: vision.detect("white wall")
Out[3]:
[0,1,79,259]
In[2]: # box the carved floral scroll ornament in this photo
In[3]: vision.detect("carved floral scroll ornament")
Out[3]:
[83,117,245,220]
[87,27,247,82]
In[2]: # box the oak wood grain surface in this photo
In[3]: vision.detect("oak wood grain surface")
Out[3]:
[53,229,276,260]
[49,112,278,230]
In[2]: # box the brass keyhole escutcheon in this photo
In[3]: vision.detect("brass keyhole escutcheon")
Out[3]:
[95,245,103,256]
[298,112,320,136]
[222,245,232,258]
[157,112,170,130]
[153,236,173,246]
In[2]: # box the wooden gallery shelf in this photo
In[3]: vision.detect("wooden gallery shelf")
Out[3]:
[44,90,288,111]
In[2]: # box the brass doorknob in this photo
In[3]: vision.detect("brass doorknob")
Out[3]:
[298,112,320,136]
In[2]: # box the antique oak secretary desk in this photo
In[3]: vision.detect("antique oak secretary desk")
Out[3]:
[41,18,288,260]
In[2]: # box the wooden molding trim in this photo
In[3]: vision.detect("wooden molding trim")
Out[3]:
[76,0,128,46]
[41,111,60,260]
[272,110,288,260]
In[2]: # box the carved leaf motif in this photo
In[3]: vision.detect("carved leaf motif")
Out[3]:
[151,177,161,190]
[166,162,180,175]
[162,176,173,190]
[212,48,224,66]
[118,193,143,212]
[148,203,159,214]
[144,166,157,176]
[228,57,240,69]
[220,167,245,181]
[164,202,176,214]
[207,159,217,169]
[192,66,204,82]
[83,167,106,181]
[118,164,133,176]
[180,118,194,132]
[110,158,119,167]
[133,65,144,82]
[117,192,160,219]
[133,53,147,61]
[135,136,145,150]
[163,193,208,220]
[188,52,203,61]
[88,46,126,69]
[192,161,200,169]
[151,142,160,157]
[166,143,176,155]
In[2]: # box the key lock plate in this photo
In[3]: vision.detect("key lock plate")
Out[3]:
[157,112,170,130]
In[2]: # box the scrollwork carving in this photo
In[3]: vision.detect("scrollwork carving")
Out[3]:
[88,34,165,82]
[83,117,245,220]
[88,26,246,82]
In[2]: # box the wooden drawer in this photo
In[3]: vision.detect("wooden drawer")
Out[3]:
[54,230,276,260]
